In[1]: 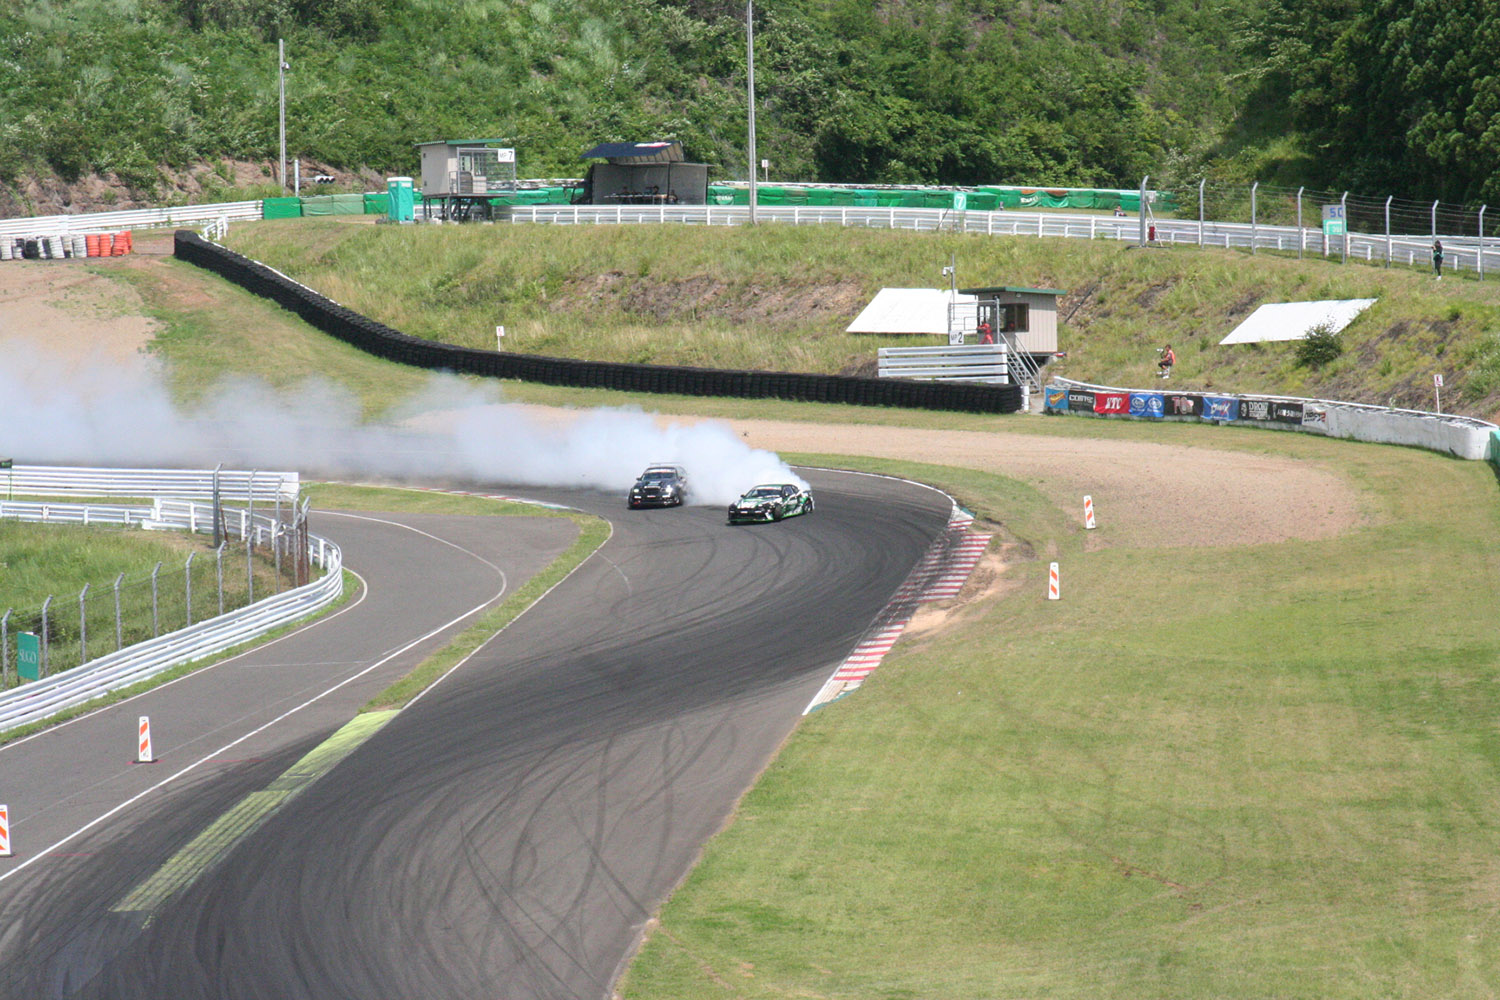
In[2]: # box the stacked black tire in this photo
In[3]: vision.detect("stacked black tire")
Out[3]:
[174,230,1023,414]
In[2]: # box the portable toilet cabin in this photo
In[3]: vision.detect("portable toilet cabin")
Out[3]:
[386,177,415,222]
[578,140,708,206]
[415,139,517,220]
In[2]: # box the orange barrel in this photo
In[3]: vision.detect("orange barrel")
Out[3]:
[111,231,124,256]
[121,231,133,254]
[98,233,114,256]
[86,233,99,257]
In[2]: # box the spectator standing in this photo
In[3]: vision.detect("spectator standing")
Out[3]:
[978,320,994,344]
[1433,239,1444,278]
[1157,344,1176,378]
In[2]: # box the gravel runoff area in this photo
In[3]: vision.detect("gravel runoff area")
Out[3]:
[0,250,1367,551]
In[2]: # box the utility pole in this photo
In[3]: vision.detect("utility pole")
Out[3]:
[278,39,289,192]
[746,2,757,225]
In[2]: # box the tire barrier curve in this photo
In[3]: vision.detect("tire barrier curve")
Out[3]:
[173,231,1022,415]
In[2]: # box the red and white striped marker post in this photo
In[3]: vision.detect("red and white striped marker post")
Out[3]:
[1048,562,1060,600]
[137,716,154,764]
[1083,495,1096,530]
[0,804,11,857]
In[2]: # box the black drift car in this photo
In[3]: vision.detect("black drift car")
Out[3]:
[628,465,689,508]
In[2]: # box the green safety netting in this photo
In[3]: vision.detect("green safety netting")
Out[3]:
[260,183,1171,219]
[261,196,302,219]
[301,193,367,216]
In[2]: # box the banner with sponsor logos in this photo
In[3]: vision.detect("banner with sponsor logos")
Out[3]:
[1269,401,1304,424]
[1094,392,1129,416]
[1238,398,1274,422]
[1202,396,1239,422]
[1067,388,1096,412]
[1162,393,1203,417]
[1128,392,1164,418]
[1044,381,1497,460]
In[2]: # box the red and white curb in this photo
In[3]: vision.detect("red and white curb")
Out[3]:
[805,507,991,713]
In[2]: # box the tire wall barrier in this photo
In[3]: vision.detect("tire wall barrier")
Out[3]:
[173,231,1022,415]
[1044,378,1496,461]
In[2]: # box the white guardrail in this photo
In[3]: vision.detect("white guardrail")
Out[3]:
[0,200,262,241]
[1045,377,1499,460]
[0,470,340,735]
[877,344,1010,384]
[2,464,298,502]
[502,204,1500,278]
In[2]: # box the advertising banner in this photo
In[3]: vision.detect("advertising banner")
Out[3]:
[1128,392,1165,418]
[1302,405,1328,426]
[18,632,40,682]
[1163,393,1203,417]
[1238,398,1275,422]
[1270,401,1304,424]
[1202,396,1240,422]
[1094,392,1129,415]
[1066,389,1096,412]
[1045,386,1070,412]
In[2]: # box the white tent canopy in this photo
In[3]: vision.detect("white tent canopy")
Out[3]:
[846,288,976,335]
[1220,298,1377,345]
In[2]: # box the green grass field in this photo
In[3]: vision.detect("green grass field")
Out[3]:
[620,443,1500,999]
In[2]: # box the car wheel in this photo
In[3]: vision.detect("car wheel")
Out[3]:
[772,505,784,521]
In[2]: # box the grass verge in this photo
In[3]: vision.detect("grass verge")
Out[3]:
[618,442,1500,1000]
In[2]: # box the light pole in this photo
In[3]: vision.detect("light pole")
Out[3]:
[746,2,757,225]
[278,39,289,192]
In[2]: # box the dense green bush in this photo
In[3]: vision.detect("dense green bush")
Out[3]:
[1295,323,1343,368]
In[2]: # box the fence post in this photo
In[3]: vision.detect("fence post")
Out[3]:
[1198,178,1205,247]
[114,572,124,650]
[1251,180,1258,254]
[1479,205,1487,281]
[79,582,89,666]
[41,596,51,678]
[1431,199,1439,241]
[185,552,195,627]
[1138,175,1149,246]
[274,523,283,593]
[1340,192,1349,264]
[216,542,226,616]
[1385,195,1393,266]
[1297,187,1304,258]
[151,561,162,638]
[247,534,254,604]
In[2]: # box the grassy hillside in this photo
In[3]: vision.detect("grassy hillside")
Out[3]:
[223,219,1500,420]
[0,0,1253,210]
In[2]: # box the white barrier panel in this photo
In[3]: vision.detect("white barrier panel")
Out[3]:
[1322,403,1493,460]
[2,465,298,502]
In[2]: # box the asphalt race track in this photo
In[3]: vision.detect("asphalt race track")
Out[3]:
[0,469,952,999]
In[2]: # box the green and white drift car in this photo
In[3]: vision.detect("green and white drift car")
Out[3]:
[727,483,814,524]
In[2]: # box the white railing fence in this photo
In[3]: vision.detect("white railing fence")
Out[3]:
[500,204,1500,278]
[0,200,262,242]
